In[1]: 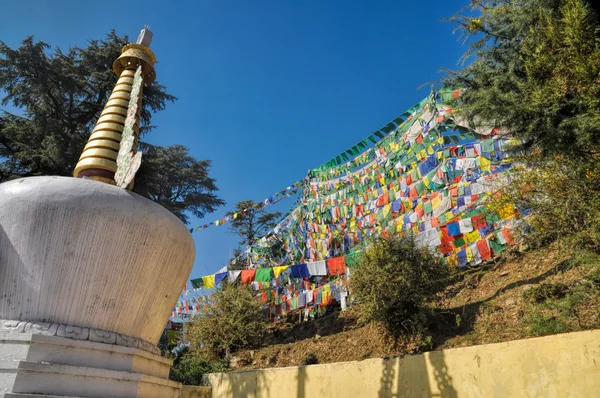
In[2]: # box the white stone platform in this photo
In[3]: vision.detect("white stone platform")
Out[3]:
[0,332,180,397]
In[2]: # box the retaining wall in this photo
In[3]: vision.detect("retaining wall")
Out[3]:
[206,329,600,397]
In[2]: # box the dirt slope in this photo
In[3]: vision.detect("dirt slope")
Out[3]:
[233,244,600,370]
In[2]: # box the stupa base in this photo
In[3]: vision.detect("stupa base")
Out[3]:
[0,332,180,398]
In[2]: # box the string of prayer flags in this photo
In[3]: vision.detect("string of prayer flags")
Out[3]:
[189,181,303,233]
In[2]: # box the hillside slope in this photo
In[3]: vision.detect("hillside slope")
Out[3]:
[232,244,600,370]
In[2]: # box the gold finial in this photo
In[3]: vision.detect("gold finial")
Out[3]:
[73,27,157,186]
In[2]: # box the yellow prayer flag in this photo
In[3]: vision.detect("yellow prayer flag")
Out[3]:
[499,203,515,220]
[479,156,491,173]
[273,265,289,278]
[202,275,215,289]
[466,230,481,244]
[382,204,391,218]
[466,247,473,262]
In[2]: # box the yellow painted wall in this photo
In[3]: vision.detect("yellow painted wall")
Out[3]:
[207,329,600,397]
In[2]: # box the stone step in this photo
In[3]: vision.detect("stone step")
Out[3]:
[0,333,171,379]
[0,361,180,398]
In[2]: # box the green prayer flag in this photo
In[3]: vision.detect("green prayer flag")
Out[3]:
[439,213,447,224]
[489,239,506,254]
[255,267,273,282]
[415,181,427,196]
[454,236,466,248]
[190,278,204,289]
[486,211,500,224]
[424,201,433,214]
[481,139,495,153]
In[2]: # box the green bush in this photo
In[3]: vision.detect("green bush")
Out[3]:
[185,281,267,359]
[523,283,569,303]
[350,236,451,335]
[491,155,600,254]
[169,357,228,386]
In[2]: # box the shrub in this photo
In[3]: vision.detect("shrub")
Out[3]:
[523,283,569,303]
[491,154,600,253]
[169,356,228,386]
[350,236,451,335]
[185,281,267,359]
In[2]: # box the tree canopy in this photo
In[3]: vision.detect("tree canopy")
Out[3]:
[0,31,224,223]
[225,200,282,270]
[226,200,282,247]
[444,0,600,157]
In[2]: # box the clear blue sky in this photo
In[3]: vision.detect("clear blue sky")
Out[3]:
[1,0,469,280]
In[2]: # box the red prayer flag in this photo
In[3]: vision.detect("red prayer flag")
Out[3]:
[438,240,454,255]
[240,269,256,284]
[327,256,347,276]
[476,239,492,260]
[502,229,516,245]
[409,187,418,200]
[472,214,487,230]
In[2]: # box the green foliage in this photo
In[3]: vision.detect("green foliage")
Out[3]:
[522,277,600,336]
[445,0,600,158]
[523,283,569,303]
[585,267,600,287]
[226,200,282,269]
[185,282,267,359]
[350,236,451,335]
[0,32,224,223]
[227,200,282,247]
[134,144,225,224]
[169,356,228,386]
[523,313,570,336]
[491,155,600,252]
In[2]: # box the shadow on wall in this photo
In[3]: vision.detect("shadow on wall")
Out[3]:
[213,351,458,398]
[0,224,35,321]
[211,344,458,398]
[378,350,457,398]
[218,368,265,398]
[297,365,307,398]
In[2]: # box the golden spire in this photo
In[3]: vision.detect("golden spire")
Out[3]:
[73,27,156,185]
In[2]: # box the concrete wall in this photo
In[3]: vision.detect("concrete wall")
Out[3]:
[207,329,600,397]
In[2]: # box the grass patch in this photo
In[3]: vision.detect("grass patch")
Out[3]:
[523,283,569,303]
